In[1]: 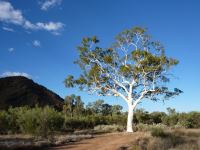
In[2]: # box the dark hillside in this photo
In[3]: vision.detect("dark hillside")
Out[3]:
[0,76,63,110]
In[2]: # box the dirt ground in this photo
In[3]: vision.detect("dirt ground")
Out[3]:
[49,132,148,150]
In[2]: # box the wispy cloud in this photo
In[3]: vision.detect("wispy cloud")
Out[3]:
[0,1,23,25]
[1,72,31,78]
[8,47,14,52]
[40,0,62,11]
[2,26,14,32]
[33,40,41,47]
[0,1,64,34]
[25,21,64,35]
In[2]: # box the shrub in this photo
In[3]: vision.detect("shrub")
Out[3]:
[17,107,40,135]
[5,107,30,134]
[134,123,167,132]
[94,124,124,132]
[133,109,151,124]
[175,112,196,129]
[183,112,200,128]
[0,107,127,135]
[106,115,127,126]
[64,116,95,131]
[17,106,64,137]
[63,115,127,131]
[38,106,64,136]
[162,114,179,127]
[0,111,9,134]
[150,112,166,124]
[134,123,150,132]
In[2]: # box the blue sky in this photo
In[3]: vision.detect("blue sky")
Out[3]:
[0,0,200,112]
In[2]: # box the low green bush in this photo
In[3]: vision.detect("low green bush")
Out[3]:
[37,106,64,137]
[94,124,124,132]
[64,117,95,130]
[0,106,200,137]
[0,106,64,137]
[134,123,167,132]
[17,107,40,135]
[0,111,9,134]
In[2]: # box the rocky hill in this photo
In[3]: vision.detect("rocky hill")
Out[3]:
[0,76,64,110]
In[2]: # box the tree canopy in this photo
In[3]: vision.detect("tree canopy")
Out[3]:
[65,27,182,103]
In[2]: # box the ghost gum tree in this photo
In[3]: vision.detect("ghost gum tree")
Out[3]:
[65,27,182,132]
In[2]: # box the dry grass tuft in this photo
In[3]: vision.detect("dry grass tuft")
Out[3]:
[0,134,93,150]
[130,128,200,150]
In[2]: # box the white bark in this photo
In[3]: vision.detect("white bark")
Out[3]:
[127,103,134,132]
[126,94,144,133]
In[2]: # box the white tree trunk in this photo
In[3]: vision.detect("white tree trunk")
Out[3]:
[126,103,134,132]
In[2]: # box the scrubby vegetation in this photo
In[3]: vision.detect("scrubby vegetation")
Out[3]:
[130,129,200,150]
[0,106,65,137]
[0,96,200,149]
[133,107,200,129]
[0,102,127,137]
[94,124,124,132]
[0,97,200,138]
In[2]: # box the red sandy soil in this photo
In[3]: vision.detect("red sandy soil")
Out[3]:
[49,132,148,150]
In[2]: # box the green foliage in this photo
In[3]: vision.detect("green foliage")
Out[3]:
[133,108,200,129]
[0,111,9,134]
[0,101,127,136]
[6,107,25,133]
[178,112,200,128]
[0,106,64,137]
[64,117,94,130]
[65,26,181,101]
[133,109,151,124]
[17,106,64,137]
[86,100,123,116]
[134,123,167,132]
[0,104,200,137]
[111,105,123,115]
[162,108,179,126]
[63,94,84,117]
[94,124,124,132]
[103,55,113,64]
[63,114,127,131]
[64,75,74,87]
[33,106,64,137]
[86,100,107,114]
[150,112,166,124]
[17,107,40,135]
[65,25,182,133]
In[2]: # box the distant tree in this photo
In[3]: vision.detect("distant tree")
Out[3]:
[166,107,176,115]
[74,96,84,116]
[65,26,182,132]
[178,111,200,128]
[101,103,112,116]
[111,105,123,115]
[150,111,166,124]
[63,94,75,117]
[162,107,179,126]
[86,100,113,115]
[63,94,84,117]
[86,99,104,114]
[134,109,150,124]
